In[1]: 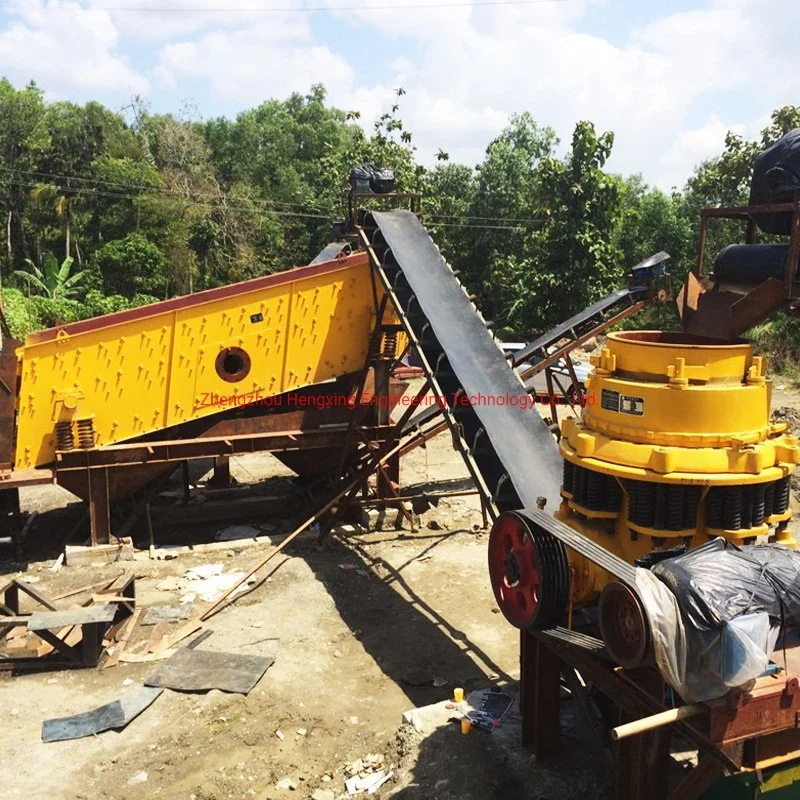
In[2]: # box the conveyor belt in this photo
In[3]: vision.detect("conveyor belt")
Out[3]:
[362,210,563,516]
[310,242,351,264]
[361,210,639,592]
[511,288,638,369]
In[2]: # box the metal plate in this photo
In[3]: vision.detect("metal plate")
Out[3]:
[145,648,275,694]
[310,242,348,264]
[42,685,163,742]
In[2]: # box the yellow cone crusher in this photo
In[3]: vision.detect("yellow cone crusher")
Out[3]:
[489,330,800,656]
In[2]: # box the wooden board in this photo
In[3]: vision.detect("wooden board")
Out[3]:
[28,604,116,631]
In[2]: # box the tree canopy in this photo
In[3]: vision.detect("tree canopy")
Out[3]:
[0,77,797,353]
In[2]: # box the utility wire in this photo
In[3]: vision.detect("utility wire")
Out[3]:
[5,177,533,230]
[2,168,546,226]
[0,166,327,213]
[4,178,332,220]
[427,212,544,224]
[7,0,568,13]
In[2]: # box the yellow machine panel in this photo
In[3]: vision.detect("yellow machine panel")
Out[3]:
[557,331,800,606]
[14,252,381,469]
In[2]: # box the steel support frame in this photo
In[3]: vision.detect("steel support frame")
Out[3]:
[54,427,356,472]
[693,199,800,288]
[87,467,111,545]
[55,425,384,547]
[517,629,772,800]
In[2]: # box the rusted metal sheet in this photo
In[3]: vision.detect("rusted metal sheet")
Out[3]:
[145,648,275,694]
[680,199,800,340]
[42,685,163,742]
[709,677,800,744]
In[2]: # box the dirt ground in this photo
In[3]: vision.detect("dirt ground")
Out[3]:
[0,410,611,800]
[4,370,800,800]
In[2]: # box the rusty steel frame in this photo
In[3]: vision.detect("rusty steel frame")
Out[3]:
[347,191,422,233]
[53,426,376,472]
[520,627,800,800]
[518,300,646,384]
[0,334,19,477]
[693,199,800,289]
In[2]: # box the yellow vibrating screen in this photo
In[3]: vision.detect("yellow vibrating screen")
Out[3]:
[13,251,385,470]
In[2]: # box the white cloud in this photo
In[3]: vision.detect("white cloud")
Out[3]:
[2,0,798,190]
[657,116,747,190]
[87,0,312,43]
[154,17,355,106]
[0,1,148,96]
[317,0,800,188]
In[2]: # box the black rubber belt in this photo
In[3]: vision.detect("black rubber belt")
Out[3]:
[511,288,634,368]
[518,509,638,585]
[365,209,563,511]
[361,210,642,601]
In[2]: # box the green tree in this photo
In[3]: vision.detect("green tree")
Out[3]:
[617,176,694,275]
[423,162,476,270]
[93,233,167,297]
[13,253,85,299]
[506,122,622,333]
[0,80,49,280]
[460,113,557,322]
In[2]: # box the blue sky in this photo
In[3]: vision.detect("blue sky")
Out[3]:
[0,0,796,189]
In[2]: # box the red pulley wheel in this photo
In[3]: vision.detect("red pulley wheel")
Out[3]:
[488,510,570,630]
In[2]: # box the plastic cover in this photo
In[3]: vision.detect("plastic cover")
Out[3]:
[370,168,396,194]
[637,538,800,702]
[750,128,800,235]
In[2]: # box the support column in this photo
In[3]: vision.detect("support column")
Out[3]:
[181,460,191,504]
[88,468,111,545]
[374,359,399,500]
[208,456,233,489]
[615,707,671,800]
[0,487,20,559]
[520,630,562,759]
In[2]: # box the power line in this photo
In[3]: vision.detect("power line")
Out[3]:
[6,0,568,13]
[0,166,327,214]
[429,220,531,230]
[4,177,333,221]
[427,212,544,224]
[2,166,545,226]
[5,176,536,231]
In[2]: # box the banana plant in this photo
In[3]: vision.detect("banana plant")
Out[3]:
[13,254,85,299]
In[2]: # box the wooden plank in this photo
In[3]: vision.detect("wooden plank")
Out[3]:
[28,604,116,631]
[54,581,112,601]
[13,579,59,611]
[35,629,82,663]
[146,622,170,653]
[150,618,203,653]
[100,608,142,670]
[118,648,176,663]
[1,615,31,627]
[65,539,134,567]
[91,594,133,604]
